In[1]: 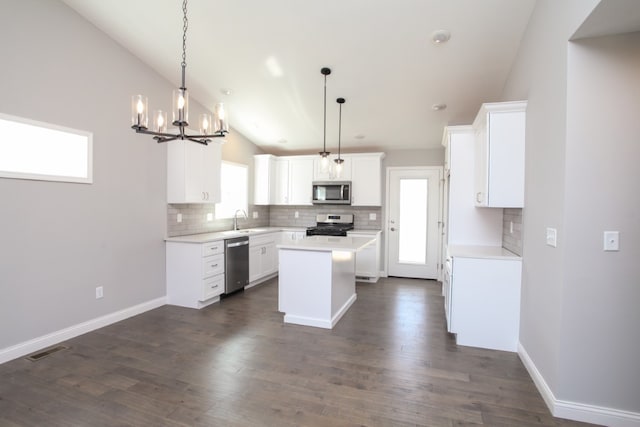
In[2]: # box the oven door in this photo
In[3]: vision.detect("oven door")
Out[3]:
[312,181,351,204]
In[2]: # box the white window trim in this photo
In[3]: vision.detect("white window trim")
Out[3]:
[0,112,93,184]
[215,160,248,219]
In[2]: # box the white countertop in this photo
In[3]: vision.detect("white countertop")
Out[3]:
[447,245,521,260]
[347,229,382,235]
[165,227,305,243]
[278,235,375,252]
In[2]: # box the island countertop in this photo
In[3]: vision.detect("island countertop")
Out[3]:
[277,235,375,252]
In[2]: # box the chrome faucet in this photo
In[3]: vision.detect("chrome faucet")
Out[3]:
[233,209,248,230]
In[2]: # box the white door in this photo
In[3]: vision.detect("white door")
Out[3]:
[386,167,442,279]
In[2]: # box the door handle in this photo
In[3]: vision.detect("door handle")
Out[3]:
[390,227,396,232]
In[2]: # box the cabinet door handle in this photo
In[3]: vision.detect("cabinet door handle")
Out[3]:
[211,284,219,289]
[476,192,482,203]
[211,264,218,268]
[210,246,218,251]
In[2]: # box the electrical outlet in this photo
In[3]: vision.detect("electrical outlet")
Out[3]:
[603,231,619,251]
[369,213,377,221]
[252,211,258,219]
[510,221,514,234]
[294,211,299,218]
[206,213,213,221]
[95,286,103,299]
[177,213,182,223]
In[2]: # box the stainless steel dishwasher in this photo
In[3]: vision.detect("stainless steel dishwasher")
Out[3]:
[224,236,249,294]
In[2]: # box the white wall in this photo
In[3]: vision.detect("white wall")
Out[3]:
[561,31,640,412]
[0,0,174,356]
[502,0,640,423]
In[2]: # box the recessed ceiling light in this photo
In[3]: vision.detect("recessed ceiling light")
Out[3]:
[432,103,447,111]
[431,30,451,45]
[354,134,366,140]
[220,88,232,96]
[276,139,287,144]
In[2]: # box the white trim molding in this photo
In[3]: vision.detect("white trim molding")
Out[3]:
[519,343,640,427]
[0,297,166,365]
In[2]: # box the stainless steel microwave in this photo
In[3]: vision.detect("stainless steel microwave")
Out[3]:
[312,181,351,205]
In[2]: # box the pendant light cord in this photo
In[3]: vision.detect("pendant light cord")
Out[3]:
[323,73,327,153]
[337,101,342,159]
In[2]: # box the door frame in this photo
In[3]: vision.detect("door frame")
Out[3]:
[383,166,444,279]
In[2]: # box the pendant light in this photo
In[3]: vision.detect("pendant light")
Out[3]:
[334,97,345,178]
[130,0,228,145]
[319,67,331,173]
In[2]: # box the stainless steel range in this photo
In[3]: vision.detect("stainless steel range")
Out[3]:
[306,213,354,236]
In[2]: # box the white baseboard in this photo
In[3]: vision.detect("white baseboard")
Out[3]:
[0,297,166,365]
[518,343,640,427]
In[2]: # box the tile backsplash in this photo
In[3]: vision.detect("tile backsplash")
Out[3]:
[167,204,270,237]
[269,205,382,230]
[503,208,523,256]
[167,204,382,237]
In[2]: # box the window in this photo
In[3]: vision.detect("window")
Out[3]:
[215,161,248,219]
[0,113,93,184]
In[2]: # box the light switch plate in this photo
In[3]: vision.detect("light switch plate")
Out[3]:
[252,211,258,219]
[176,213,182,223]
[369,213,377,221]
[546,227,557,247]
[294,211,299,218]
[604,231,619,251]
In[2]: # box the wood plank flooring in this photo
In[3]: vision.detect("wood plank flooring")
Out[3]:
[0,277,597,426]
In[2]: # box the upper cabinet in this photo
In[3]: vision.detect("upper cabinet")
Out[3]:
[255,152,384,207]
[167,140,221,204]
[313,155,352,181]
[473,101,526,208]
[253,155,313,206]
[351,153,385,206]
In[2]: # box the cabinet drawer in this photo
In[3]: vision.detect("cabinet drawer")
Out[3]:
[202,241,224,257]
[200,274,224,301]
[250,233,278,247]
[202,254,224,278]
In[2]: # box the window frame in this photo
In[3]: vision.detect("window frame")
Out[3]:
[0,112,93,184]
[215,160,248,219]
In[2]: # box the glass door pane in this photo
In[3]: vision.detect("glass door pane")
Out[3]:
[398,178,427,264]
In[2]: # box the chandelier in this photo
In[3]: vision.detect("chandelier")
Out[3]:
[130,0,228,145]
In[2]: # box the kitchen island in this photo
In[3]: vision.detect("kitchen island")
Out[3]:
[277,235,375,329]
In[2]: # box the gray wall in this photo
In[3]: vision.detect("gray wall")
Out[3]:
[560,31,640,411]
[0,0,215,352]
[501,0,639,417]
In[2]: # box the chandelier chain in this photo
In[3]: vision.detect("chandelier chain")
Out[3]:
[181,0,188,68]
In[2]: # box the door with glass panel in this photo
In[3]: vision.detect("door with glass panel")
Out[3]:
[386,167,442,279]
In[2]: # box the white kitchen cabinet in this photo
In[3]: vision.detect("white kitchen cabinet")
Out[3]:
[347,230,381,282]
[253,154,276,205]
[313,155,352,181]
[350,153,385,206]
[288,157,314,205]
[167,140,221,204]
[473,101,526,208]
[166,240,225,309]
[446,246,522,352]
[442,126,503,248]
[249,232,279,285]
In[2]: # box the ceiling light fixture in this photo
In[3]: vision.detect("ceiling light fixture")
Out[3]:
[130,0,228,145]
[432,103,447,111]
[319,67,332,173]
[334,97,345,178]
[432,30,451,45]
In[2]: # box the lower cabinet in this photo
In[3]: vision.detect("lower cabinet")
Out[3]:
[347,231,381,282]
[249,232,279,286]
[447,254,521,352]
[166,240,225,309]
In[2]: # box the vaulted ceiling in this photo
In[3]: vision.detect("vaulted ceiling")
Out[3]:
[62,0,536,154]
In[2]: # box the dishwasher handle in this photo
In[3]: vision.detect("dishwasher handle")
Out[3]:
[227,240,249,248]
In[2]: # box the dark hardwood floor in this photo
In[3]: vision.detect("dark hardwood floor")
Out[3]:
[0,277,596,426]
